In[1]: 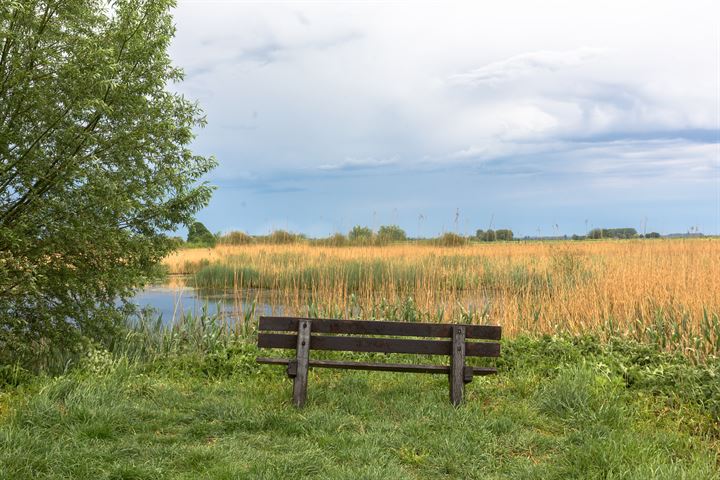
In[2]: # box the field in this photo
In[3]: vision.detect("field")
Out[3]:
[3,238,719,478]
[164,238,720,358]
[1,333,719,479]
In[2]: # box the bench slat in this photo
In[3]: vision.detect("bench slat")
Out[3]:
[256,357,498,375]
[258,333,500,357]
[259,316,501,340]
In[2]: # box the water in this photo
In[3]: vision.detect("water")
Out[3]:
[129,284,279,323]
[130,280,491,324]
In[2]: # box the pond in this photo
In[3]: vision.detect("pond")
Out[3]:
[128,283,281,324]
[128,277,491,324]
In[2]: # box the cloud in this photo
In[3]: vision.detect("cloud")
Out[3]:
[447,48,606,86]
[564,128,720,144]
[214,176,308,195]
[317,157,398,172]
[183,30,364,79]
[464,138,719,182]
[170,2,720,235]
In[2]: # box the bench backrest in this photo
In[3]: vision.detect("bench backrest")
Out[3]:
[258,316,501,357]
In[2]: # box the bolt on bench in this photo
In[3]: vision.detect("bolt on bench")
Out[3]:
[256,316,502,407]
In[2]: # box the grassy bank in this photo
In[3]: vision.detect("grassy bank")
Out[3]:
[1,324,718,479]
[162,239,720,358]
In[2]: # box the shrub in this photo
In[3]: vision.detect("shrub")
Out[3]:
[588,228,638,239]
[476,229,496,241]
[436,232,467,247]
[187,222,216,246]
[476,229,513,241]
[495,229,514,241]
[376,225,406,244]
[324,233,348,247]
[268,230,302,244]
[348,226,373,244]
[219,231,253,245]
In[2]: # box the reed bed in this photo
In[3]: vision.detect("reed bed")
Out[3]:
[163,239,720,357]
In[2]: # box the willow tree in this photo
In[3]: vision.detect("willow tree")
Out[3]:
[0,0,216,367]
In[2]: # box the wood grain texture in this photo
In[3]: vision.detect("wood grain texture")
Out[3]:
[292,320,311,408]
[256,357,498,376]
[259,316,501,340]
[256,316,502,406]
[258,333,500,357]
[450,325,466,406]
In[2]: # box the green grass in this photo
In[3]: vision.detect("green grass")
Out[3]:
[1,334,718,479]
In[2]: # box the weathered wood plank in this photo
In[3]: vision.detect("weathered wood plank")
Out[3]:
[449,325,466,406]
[258,333,500,357]
[292,320,311,408]
[256,357,498,376]
[259,316,501,340]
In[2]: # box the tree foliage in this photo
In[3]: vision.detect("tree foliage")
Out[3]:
[376,225,406,244]
[219,230,253,245]
[0,0,216,367]
[476,229,513,242]
[436,232,467,247]
[348,225,373,242]
[495,229,514,241]
[588,228,638,239]
[187,221,216,246]
[267,230,302,244]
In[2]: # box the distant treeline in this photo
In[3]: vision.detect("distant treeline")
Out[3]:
[572,228,662,240]
[179,222,673,247]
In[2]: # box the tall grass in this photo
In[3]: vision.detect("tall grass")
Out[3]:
[162,239,720,358]
[3,332,720,479]
[114,303,258,362]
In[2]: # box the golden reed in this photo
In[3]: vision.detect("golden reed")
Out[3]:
[164,239,719,355]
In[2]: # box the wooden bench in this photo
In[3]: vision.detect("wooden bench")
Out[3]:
[256,316,502,407]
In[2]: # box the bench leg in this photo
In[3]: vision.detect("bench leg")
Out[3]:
[450,325,466,406]
[292,320,312,408]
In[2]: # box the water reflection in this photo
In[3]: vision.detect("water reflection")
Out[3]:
[130,277,492,324]
[129,284,281,323]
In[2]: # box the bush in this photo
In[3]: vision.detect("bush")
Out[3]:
[348,226,373,244]
[588,228,638,239]
[219,231,253,245]
[436,232,467,247]
[267,230,302,244]
[476,229,496,242]
[187,222,216,246]
[376,225,406,244]
[0,364,33,388]
[476,229,513,241]
[495,229,514,241]
[323,233,348,247]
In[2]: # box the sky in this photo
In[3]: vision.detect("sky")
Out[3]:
[169,0,720,238]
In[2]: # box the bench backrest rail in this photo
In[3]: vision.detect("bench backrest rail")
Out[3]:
[259,316,501,339]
